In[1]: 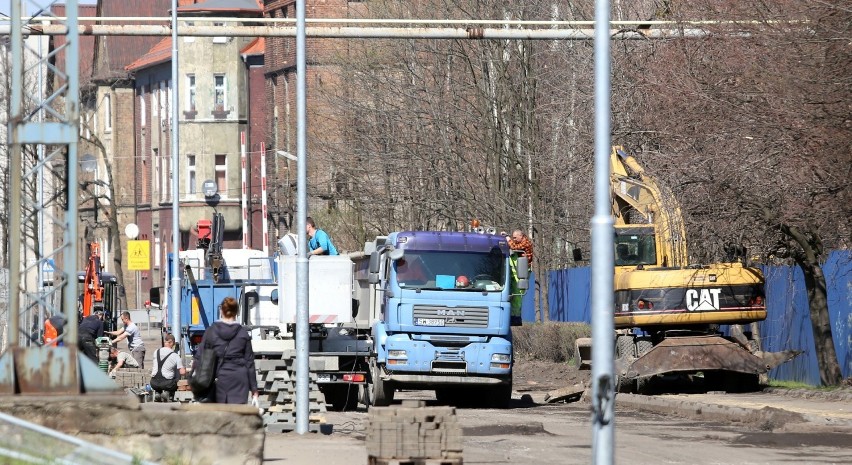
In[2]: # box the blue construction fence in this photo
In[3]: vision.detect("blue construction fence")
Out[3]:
[543,250,852,385]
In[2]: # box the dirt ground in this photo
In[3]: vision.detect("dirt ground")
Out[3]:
[513,358,589,393]
[511,356,852,402]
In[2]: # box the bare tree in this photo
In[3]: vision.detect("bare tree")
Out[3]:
[275,0,849,370]
[615,0,849,384]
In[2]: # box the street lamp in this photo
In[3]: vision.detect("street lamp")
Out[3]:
[80,153,98,175]
[202,179,218,198]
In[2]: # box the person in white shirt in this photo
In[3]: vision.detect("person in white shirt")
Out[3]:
[108,311,146,369]
[150,333,186,402]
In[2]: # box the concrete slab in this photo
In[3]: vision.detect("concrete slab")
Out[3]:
[0,394,264,464]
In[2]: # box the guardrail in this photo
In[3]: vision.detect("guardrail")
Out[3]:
[0,411,157,465]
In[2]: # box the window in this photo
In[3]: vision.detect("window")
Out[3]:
[213,22,226,43]
[184,21,195,42]
[153,148,160,201]
[186,74,196,111]
[153,225,161,268]
[159,81,166,122]
[103,94,112,131]
[164,153,172,201]
[187,154,196,195]
[215,154,227,196]
[214,74,226,111]
[139,87,146,127]
[394,250,506,292]
[167,79,172,126]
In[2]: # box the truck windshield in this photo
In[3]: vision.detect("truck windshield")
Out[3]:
[394,249,506,291]
[615,227,657,266]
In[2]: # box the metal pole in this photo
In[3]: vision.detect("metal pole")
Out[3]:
[169,0,181,346]
[294,0,310,435]
[8,0,23,349]
[63,0,81,348]
[0,24,720,40]
[36,10,46,344]
[241,131,249,249]
[260,142,269,255]
[591,1,615,464]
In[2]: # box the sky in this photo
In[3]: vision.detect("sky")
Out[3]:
[1,1,99,19]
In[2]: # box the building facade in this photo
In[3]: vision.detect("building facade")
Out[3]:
[125,0,267,304]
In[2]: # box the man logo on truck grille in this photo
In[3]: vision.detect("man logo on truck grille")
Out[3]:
[437,309,465,317]
[686,288,722,311]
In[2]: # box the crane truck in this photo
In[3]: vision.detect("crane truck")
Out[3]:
[575,146,799,393]
[170,216,526,411]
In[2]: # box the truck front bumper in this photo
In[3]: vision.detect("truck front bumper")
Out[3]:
[379,333,512,379]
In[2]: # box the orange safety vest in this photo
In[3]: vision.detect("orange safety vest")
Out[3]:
[44,319,59,347]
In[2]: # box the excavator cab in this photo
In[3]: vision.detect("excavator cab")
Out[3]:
[614,226,657,267]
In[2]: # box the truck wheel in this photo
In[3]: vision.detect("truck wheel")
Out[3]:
[616,335,636,359]
[371,363,394,407]
[615,335,636,393]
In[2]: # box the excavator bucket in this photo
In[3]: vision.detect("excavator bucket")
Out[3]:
[624,335,798,379]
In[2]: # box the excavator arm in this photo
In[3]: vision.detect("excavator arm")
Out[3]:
[81,242,104,318]
[610,146,688,267]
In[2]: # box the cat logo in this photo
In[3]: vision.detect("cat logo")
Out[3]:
[686,288,722,311]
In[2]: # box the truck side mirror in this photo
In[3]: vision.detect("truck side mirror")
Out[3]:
[572,247,583,262]
[516,256,529,280]
[515,256,529,290]
[368,251,380,284]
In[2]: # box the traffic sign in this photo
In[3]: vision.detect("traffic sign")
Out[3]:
[127,240,150,270]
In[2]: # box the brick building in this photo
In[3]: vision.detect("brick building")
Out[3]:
[262,0,368,236]
[50,0,170,311]
[125,0,267,304]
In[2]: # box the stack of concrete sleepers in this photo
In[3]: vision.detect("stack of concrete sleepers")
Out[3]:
[367,400,463,465]
[255,351,328,433]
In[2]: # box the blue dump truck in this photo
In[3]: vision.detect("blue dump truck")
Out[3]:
[367,230,528,408]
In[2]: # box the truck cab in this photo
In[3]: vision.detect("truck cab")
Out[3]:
[368,230,527,407]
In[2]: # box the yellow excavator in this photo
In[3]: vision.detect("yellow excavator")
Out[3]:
[575,146,800,393]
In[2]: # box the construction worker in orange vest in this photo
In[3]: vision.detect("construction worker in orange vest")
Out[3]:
[43,314,67,347]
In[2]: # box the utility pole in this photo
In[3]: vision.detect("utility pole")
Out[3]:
[591,1,616,464]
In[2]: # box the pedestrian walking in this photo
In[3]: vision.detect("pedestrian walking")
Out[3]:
[193,297,258,404]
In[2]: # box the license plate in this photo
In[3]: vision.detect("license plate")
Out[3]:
[316,374,331,383]
[415,318,445,327]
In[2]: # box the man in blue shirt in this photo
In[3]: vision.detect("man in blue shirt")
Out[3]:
[306,217,338,256]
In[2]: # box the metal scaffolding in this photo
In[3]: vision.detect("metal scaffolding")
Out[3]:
[2,0,88,395]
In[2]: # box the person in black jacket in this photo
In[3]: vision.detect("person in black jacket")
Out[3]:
[78,310,105,362]
[194,296,258,404]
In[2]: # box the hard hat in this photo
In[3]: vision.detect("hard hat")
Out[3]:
[455,276,470,288]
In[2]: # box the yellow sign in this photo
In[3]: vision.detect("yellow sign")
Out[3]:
[127,240,150,271]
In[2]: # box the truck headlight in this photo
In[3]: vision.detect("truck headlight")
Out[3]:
[491,353,511,362]
[388,350,407,358]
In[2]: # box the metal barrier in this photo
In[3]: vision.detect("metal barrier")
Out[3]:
[0,411,157,465]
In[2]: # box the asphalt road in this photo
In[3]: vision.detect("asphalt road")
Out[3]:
[263,389,852,465]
